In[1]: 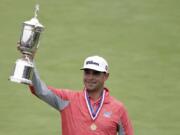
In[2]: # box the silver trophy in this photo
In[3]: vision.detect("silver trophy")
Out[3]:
[9,4,44,85]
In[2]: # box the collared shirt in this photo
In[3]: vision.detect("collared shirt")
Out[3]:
[29,70,133,135]
[88,94,102,113]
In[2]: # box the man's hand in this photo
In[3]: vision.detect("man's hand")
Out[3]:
[17,41,23,53]
[16,42,36,59]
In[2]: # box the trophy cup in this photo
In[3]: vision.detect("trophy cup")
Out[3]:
[9,4,44,85]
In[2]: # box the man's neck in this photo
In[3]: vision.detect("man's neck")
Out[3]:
[86,88,104,101]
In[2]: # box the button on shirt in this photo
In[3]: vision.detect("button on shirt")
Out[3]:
[89,96,102,114]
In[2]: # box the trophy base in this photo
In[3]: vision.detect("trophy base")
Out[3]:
[9,58,34,85]
[10,76,32,85]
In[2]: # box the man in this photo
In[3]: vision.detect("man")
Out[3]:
[29,55,133,135]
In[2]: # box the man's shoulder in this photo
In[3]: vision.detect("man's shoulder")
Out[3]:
[104,88,125,108]
[108,95,126,111]
[110,96,124,105]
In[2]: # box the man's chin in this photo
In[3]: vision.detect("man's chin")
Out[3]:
[86,87,96,92]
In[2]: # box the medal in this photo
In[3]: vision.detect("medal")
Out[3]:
[85,90,105,120]
[90,123,97,131]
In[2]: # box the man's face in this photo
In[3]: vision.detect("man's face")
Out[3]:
[83,69,109,91]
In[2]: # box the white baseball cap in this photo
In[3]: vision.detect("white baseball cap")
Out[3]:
[81,55,109,73]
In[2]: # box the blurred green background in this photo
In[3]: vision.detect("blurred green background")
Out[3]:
[0,0,180,135]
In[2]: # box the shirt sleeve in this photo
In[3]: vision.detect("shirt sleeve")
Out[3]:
[117,105,134,135]
[29,67,70,111]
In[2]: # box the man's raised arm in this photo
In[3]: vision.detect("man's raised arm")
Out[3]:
[29,66,69,111]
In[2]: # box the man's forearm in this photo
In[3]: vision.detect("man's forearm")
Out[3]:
[29,67,69,111]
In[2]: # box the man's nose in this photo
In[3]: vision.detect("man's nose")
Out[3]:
[86,72,95,79]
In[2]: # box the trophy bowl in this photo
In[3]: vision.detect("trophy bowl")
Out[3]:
[19,18,43,55]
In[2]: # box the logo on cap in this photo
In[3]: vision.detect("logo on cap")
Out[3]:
[86,61,99,66]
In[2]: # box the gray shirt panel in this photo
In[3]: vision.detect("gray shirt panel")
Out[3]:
[31,68,69,111]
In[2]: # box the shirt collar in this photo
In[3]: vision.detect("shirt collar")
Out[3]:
[83,87,110,104]
[103,87,110,104]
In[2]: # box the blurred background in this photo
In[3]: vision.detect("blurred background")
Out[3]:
[0,0,180,135]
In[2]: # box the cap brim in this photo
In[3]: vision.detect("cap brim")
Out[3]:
[80,67,107,73]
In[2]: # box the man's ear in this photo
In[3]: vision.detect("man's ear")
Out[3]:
[104,73,109,81]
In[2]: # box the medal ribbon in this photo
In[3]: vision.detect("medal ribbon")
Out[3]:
[85,90,105,120]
